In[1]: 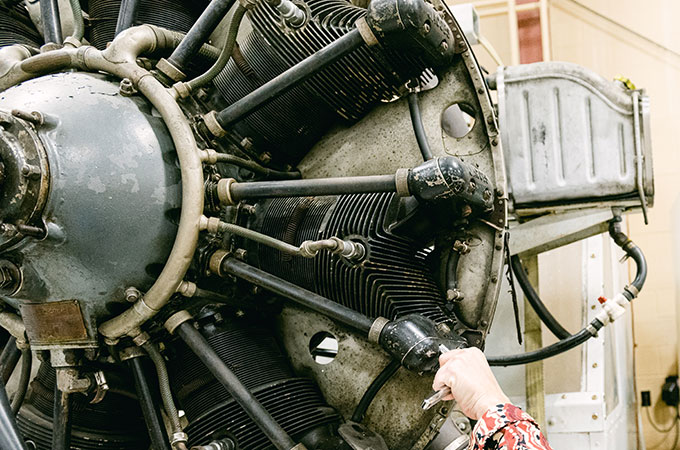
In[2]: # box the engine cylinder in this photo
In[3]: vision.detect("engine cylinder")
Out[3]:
[167,309,347,449]
[249,193,452,324]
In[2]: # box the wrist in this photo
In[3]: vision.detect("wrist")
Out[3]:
[472,394,510,420]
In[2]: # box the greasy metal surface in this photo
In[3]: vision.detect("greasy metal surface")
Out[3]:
[497,61,654,209]
[290,16,505,445]
[0,72,181,348]
[300,45,505,334]
[279,306,451,449]
[20,300,88,344]
[0,110,50,252]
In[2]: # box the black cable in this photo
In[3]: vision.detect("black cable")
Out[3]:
[10,349,31,414]
[510,255,571,340]
[351,360,400,423]
[487,327,595,367]
[407,91,433,161]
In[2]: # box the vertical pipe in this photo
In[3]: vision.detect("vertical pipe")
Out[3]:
[39,0,63,44]
[115,0,140,36]
[539,0,551,61]
[52,384,72,450]
[167,0,237,75]
[507,0,520,65]
[0,375,28,450]
[0,336,20,383]
[523,255,546,426]
[128,357,173,450]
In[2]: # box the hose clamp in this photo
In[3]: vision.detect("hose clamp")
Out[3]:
[164,310,194,335]
[368,317,390,344]
[395,168,411,197]
[624,284,639,298]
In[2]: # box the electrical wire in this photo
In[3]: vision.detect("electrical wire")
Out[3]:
[407,91,434,161]
[351,360,400,423]
[645,406,679,434]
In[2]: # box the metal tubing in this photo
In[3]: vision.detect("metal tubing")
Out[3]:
[216,28,365,129]
[220,257,375,334]
[141,342,182,434]
[115,0,141,36]
[128,357,172,450]
[176,321,297,450]
[10,349,31,414]
[40,0,63,44]
[0,375,27,450]
[52,384,72,450]
[228,174,396,202]
[0,337,20,383]
[212,153,301,180]
[168,0,237,72]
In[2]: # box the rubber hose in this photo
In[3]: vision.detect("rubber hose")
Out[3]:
[407,91,433,161]
[510,255,571,340]
[351,359,400,422]
[187,4,247,91]
[10,349,31,414]
[487,328,594,366]
[142,342,182,432]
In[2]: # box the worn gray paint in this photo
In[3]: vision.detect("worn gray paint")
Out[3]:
[0,72,181,349]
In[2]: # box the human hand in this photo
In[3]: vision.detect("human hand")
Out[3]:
[432,347,510,420]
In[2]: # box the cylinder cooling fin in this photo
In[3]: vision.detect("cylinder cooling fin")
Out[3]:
[0,0,511,448]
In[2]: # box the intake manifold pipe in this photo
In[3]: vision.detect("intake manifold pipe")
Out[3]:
[215,157,494,211]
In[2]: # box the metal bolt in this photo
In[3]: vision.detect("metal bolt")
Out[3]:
[21,164,41,179]
[124,287,141,303]
[490,276,498,283]
[119,78,137,96]
[234,248,248,260]
[446,289,464,302]
[592,363,598,368]
[483,189,492,201]
[422,22,431,34]
[491,138,498,146]
[241,137,254,151]
[439,41,449,52]
[495,244,502,250]
[241,204,257,215]
[592,414,598,420]
[461,204,472,217]
[0,223,17,237]
[457,421,467,431]
[592,395,597,400]
[259,151,272,164]
[480,320,488,327]
[453,240,470,254]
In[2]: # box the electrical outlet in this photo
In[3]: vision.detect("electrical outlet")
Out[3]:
[641,390,651,407]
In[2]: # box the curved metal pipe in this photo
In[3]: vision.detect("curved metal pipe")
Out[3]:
[0,27,206,340]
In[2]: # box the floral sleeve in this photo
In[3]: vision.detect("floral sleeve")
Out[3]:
[468,404,554,450]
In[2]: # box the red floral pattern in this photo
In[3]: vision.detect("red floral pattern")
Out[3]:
[468,404,554,450]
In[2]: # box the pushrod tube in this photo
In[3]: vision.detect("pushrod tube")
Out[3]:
[115,0,141,36]
[128,357,172,450]
[227,174,396,202]
[39,0,63,44]
[52,384,72,450]
[0,336,20,383]
[215,28,365,129]
[219,257,375,335]
[175,321,297,450]
[167,0,237,73]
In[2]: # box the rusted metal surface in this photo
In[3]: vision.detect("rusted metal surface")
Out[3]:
[21,300,88,344]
